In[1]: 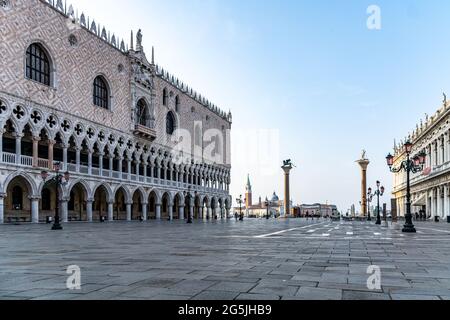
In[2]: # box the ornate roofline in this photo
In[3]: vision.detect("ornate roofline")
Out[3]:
[394,96,450,157]
[40,0,129,53]
[40,0,233,124]
[154,64,232,123]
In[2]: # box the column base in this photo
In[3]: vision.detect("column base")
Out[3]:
[402,225,416,233]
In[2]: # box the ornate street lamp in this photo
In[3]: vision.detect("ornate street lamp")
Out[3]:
[236,195,244,221]
[386,142,426,233]
[367,188,373,221]
[40,162,70,231]
[368,181,385,225]
[265,197,271,220]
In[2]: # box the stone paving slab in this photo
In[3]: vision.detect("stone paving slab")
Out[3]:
[1,219,450,300]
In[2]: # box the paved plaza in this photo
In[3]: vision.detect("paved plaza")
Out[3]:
[1,219,450,300]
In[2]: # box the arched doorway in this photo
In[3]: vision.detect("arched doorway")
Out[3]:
[174,193,182,220]
[148,191,157,219]
[114,187,127,221]
[93,185,108,221]
[161,192,171,220]
[68,182,88,221]
[132,190,143,220]
[5,175,34,223]
[185,193,193,221]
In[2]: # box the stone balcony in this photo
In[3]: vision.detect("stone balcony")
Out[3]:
[133,124,157,141]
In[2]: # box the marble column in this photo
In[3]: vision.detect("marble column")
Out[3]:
[282,161,294,217]
[0,129,4,161]
[108,201,114,221]
[168,205,173,221]
[190,206,194,220]
[15,133,23,165]
[86,200,93,222]
[0,193,5,224]
[48,140,56,170]
[32,136,40,168]
[61,199,68,223]
[76,147,81,173]
[155,203,161,220]
[179,206,185,220]
[444,185,449,219]
[99,152,104,176]
[356,157,370,218]
[127,159,132,180]
[207,206,212,220]
[109,155,114,178]
[126,202,132,221]
[143,163,148,179]
[62,143,68,171]
[87,150,93,175]
[31,197,40,223]
[142,203,148,221]
[431,189,436,218]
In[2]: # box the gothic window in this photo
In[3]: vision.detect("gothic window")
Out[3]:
[26,43,51,86]
[195,124,202,147]
[93,76,109,109]
[136,99,149,127]
[175,95,180,112]
[166,112,176,135]
[12,186,23,210]
[163,88,168,106]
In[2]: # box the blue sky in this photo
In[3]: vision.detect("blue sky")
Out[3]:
[74,0,450,212]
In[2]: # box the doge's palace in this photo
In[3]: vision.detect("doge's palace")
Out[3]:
[0,0,232,224]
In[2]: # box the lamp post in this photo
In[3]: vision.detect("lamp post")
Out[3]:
[386,141,426,233]
[265,197,271,220]
[236,195,244,221]
[368,181,385,225]
[41,162,70,231]
[367,189,373,222]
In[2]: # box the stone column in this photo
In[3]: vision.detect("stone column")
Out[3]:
[143,163,148,179]
[431,189,436,218]
[0,193,5,224]
[32,136,40,168]
[142,203,148,221]
[61,199,68,223]
[190,205,194,220]
[62,143,68,171]
[99,152,104,176]
[108,201,114,221]
[87,150,93,175]
[109,155,114,178]
[15,133,23,165]
[155,203,161,220]
[179,206,185,220]
[281,161,294,217]
[207,206,212,220]
[31,197,40,223]
[126,202,132,221]
[76,147,81,173]
[118,157,123,175]
[86,200,93,222]
[156,164,161,179]
[127,159,132,180]
[168,205,173,221]
[0,129,4,161]
[48,139,56,170]
[356,156,370,218]
[444,185,449,219]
